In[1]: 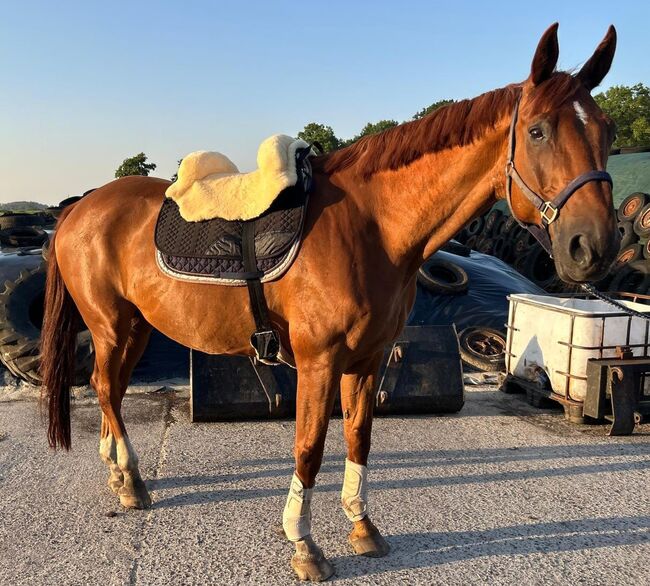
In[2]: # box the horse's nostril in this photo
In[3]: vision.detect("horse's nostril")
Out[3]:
[569,234,593,266]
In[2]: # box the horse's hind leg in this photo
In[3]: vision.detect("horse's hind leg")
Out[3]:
[90,303,152,509]
[98,313,153,496]
[99,415,122,493]
[340,353,390,557]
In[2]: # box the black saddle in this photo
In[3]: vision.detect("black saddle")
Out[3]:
[155,186,307,284]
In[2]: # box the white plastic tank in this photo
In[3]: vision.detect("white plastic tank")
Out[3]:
[506,294,650,402]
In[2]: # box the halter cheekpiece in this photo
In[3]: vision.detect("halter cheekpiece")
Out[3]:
[504,95,613,257]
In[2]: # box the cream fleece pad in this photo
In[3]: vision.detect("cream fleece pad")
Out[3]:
[166,134,310,222]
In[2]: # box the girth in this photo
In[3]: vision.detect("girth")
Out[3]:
[504,95,612,256]
[241,145,314,364]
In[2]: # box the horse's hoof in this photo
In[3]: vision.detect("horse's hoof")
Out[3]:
[108,477,124,494]
[349,532,390,557]
[118,477,152,510]
[291,536,335,582]
[349,518,390,557]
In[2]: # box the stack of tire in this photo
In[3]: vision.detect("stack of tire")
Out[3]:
[602,192,650,295]
[0,196,92,385]
[0,212,52,250]
[456,192,650,296]
[455,208,573,292]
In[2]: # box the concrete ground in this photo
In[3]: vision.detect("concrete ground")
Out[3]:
[0,385,649,586]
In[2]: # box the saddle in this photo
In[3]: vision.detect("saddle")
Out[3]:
[166,135,311,221]
[154,140,315,364]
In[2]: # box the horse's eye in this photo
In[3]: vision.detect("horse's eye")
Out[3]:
[529,127,544,141]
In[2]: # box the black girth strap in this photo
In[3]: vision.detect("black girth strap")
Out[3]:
[505,94,613,257]
[240,145,314,363]
[242,220,280,362]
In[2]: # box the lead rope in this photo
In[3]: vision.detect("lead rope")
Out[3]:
[580,283,650,321]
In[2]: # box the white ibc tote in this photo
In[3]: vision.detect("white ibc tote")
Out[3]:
[505,294,650,402]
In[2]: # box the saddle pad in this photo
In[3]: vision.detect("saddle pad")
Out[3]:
[154,186,307,286]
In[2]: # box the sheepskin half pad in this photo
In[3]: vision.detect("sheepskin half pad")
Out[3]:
[166,135,311,221]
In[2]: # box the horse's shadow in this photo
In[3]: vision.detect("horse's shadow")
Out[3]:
[150,443,650,509]
[147,443,650,575]
[329,515,650,579]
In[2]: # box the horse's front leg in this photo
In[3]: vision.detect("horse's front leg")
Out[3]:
[283,353,341,582]
[340,353,390,557]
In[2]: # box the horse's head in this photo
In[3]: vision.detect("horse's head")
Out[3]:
[507,23,619,283]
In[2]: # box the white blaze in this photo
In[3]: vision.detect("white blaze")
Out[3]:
[573,101,589,126]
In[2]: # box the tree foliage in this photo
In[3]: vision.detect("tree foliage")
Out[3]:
[298,98,456,153]
[413,99,455,119]
[114,152,157,178]
[342,120,399,147]
[297,123,342,153]
[170,159,183,183]
[594,83,650,147]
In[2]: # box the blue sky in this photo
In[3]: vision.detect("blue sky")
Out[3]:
[1,1,649,204]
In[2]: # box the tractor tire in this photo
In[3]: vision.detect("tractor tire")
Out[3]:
[633,203,650,239]
[476,236,495,255]
[417,257,470,295]
[617,220,638,248]
[524,246,557,290]
[0,227,48,249]
[492,235,507,258]
[0,264,94,385]
[617,192,649,223]
[613,244,644,271]
[484,209,503,236]
[514,231,539,257]
[501,215,519,236]
[494,215,508,236]
[465,235,478,250]
[465,216,485,238]
[0,213,49,230]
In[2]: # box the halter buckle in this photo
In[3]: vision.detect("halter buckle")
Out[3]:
[540,201,559,226]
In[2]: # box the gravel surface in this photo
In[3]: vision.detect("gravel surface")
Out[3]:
[0,386,648,585]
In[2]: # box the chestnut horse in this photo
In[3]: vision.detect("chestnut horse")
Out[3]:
[42,24,619,581]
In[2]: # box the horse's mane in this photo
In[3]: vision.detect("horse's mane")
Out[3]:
[315,72,582,180]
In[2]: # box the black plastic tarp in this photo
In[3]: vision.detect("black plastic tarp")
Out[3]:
[408,250,544,331]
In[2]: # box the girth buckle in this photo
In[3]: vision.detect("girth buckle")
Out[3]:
[540,201,559,226]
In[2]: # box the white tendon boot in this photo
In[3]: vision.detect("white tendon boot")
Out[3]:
[282,473,313,542]
[341,458,368,522]
[283,473,335,581]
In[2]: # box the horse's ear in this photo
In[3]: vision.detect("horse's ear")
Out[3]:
[530,23,559,86]
[576,25,617,91]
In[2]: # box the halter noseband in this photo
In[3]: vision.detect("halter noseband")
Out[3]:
[504,95,613,257]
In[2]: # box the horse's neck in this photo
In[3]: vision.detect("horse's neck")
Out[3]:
[336,124,507,276]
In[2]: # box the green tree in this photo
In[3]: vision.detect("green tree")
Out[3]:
[594,83,650,147]
[297,123,342,153]
[413,99,455,119]
[341,119,400,147]
[170,159,183,183]
[114,152,157,178]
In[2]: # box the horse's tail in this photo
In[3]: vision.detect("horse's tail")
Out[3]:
[40,206,81,450]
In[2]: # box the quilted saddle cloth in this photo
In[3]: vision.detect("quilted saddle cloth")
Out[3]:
[154,146,312,286]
